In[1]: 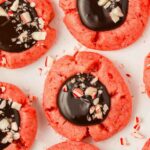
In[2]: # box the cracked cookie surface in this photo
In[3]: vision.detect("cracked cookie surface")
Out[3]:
[43,51,132,141]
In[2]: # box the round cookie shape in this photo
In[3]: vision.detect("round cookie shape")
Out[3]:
[77,0,128,31]
[144,53,150,97]
[0,0,56,68]
[58,73,110,126]
[43,51,132,141]
[47,141,99,150]
[0,82,37,150]
[142,139,150,150]
[59,0,149,50]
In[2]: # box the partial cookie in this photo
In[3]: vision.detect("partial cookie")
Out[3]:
[60,0,149,50]
[0,0,56,68]
[142,139,150,150]
[0,82,37,150]
[47,141,99,150]
[43,51,132,141]
[144,53,150,97]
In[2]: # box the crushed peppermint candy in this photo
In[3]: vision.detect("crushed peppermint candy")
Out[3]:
[58,73,110,125]
[98,0,124,23]
[0,98,21,148]
[0,0,46,52]
[0,86,6,94]
[38,56,54,76]
[120,137,129,146]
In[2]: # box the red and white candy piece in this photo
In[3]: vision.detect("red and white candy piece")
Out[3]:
[32,32,47,41]
[131,131,145,139]
[135,116,141,124]
[133,124,140,131]
[0,86,6,94]
[20,12,32,24]
[120,137,129,146]
[85,87,97,99]
[62,85,68,92]
[0,7,8,18]
[0,57,6,65]
[10,0,19,12]
[45,56,54,68]
[72,88,83,98]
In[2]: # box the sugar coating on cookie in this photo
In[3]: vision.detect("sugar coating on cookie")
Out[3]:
[142,139,150,150]
[47,141,99,150]
[59,0,149,50]
[0,82,37,150]
[144,53,150,97]
[43,51,132,141]
[0,0,56,68]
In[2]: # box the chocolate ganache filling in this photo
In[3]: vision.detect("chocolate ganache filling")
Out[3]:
[0,0,45,52]
[77,0,128,31]
[0,98,21,149]
[58,73,111,126]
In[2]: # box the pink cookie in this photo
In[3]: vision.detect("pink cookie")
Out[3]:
[43,51,132,141]
[48,141,99,150]
[143,139,150,150]
[0,0,56,68]
[60,0,149,50]
[144,53,150,97]
[0,82,37,150]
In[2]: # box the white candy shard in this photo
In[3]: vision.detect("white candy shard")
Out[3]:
[90,77,98,85]
[11,122,18,131]
[32,32,47,41]
[103,104,109,114]
[10,0,19,12]
[104,1,111,9]
[0,100,6,109]
[98,0,109,6]
[20,12,32,24]
[13,132,20,140]
[85,87,97,98]
[38,18,45,29]
[11,102,22,111]
[0,119,10,131]
[0,86,6,93]
[1,132,13,144]
[93,98,99,105]
[0,7,8,17]
[30,2,36,7]
[45,56,54,68]
[18,31,28,43]
[110,6,124,23]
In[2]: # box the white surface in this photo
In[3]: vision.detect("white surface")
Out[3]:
[0,0,150,149]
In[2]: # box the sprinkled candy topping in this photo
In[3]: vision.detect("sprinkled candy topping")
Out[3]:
[0,0,46,53]
[77,0,128,31]
[58,73,110,126]
[0,98,21,149]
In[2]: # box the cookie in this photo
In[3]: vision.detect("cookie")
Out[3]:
[43,51,132,141]
[144,53,150,97]
[0,82,37,150]
[0,0,56,68]
[142,139,150,150]
[60,0,149,50]
[47,141,99,150]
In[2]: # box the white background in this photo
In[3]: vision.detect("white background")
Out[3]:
[1,0,150,149]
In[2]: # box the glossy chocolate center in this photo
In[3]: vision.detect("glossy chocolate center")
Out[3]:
[77,0,128,31]
[0,99,21,149]
[0,0,39,52]
[58,73,110,126]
